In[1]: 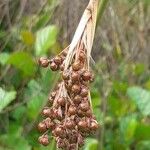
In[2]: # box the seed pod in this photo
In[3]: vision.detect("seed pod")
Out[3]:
[50,62,58,71]
[38,57,50,68]
[57,107,63,120]
[54,56,62,65]
[51,91,56,98]
[68,105,77,115]
[82,70,92,81]
[38,122,47,132]
[62,71,70,80]
[77,109,85,117]
[65,120,76,129]
[74,95,82,104]
[48,109,55,119]
[90,74,95,82]
[42,107,51,117]
[57,138,66,149]
[85,109,92,117]
[78,134,84,147]
[57,97,65,106]
[90,120,99,130]
[38,135,49,146]
[80,102,89,112]
[52,109,59,118]
[54,126,64,136]
[71,72,80,81]
[80,87,88,97]
[79,51,86,61]
[72,61,81,71]
[78,120,87,129]
[44,118,55,129]
[69,132,78,143]
[65,80,72,90]
[60,64,64,71]
[72,84,81,94]
[75,116,81,124]
[48,96,53,105]
[69,144,76,149]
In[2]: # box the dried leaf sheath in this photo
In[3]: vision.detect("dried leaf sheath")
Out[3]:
[65,0,99,70]
[38,0,99,149]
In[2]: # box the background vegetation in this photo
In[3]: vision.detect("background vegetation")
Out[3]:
[0,0,150,150]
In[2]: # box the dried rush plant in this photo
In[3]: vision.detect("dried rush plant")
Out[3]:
[38,0,99,149]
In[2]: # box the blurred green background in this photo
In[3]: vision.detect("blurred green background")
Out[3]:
[0,0,150,150]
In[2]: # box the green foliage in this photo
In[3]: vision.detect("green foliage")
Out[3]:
[21,30,35,46]
[0,52,10,65]
[35,25,58,56]
[26,80,47,120]
[7,51,37,77]
[84,138,98,150]
[119,114,138,144]
[127,87,150,116]
[0,88,16,112]
[135,123,150,141]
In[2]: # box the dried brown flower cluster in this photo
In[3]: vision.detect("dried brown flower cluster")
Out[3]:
[37,45,99,149]
[37,0,99,148]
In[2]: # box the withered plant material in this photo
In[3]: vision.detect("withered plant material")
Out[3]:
[38,0,99,149]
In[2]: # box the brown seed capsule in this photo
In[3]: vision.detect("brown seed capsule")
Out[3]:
[90,121,99,130]
[55,127,64,136]
[85,109,92,117]
[69,144,76,150]
[71,72,80,81]
[90,74,94,82]
[74,95,82,104]
[68,105,77,115]
[65,80,72,90]
[52,108,58,117]
[62,71,70,80]
[51,91,56,98]
[78,120,87,129]
[44,118,55,129]
[38,57,50,68]
[80,87,88,97]
[42,107,51,117]
[57,97,65,106]
[77,109,85,117]
[78,134,84,147]
[57,138,66,149]
[79,51,86,61]
[82,70,92,81]
[48,96,53,106]
[72,61,81,71]
[48,109,55,119]
[37,122,47,132]
[50,62,58,71]
[80,102,89,112]
[56,107,63,120]
[72,84,81,94]
[54,56,62,65]
[57,138,68,149]
[60,64,64,71]
[38,135,49,146]
[69,132,78,143]
[65,120,76,129]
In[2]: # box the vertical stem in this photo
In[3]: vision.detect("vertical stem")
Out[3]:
[94,0,110,150]
[99,86,111,150]
[97,0,109,26]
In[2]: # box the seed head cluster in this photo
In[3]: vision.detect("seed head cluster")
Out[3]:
[38,46,99,149]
